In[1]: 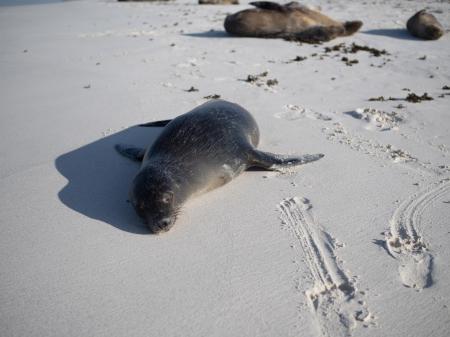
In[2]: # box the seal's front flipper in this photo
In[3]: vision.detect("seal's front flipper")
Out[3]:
[139,120,172,127]
[250,150,324,171]
[115,144,145,162]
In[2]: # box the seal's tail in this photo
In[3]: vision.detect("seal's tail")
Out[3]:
[343,20,363,36]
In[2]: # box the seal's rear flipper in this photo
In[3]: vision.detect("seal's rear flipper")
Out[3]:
[249,1,286,11]
[250,150,324,171]
[115,144,145,162]
[139,120,172,127]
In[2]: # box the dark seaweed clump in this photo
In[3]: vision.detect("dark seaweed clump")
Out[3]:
[324,43,388,57]
[368,96,395,102]
[203,94,221,99]
[287,56,307,63]
[405,92,433,103]
[243,71,278,87]
[245,71,268,83]
[185,86,199,92]
[341,57,359,66]
[368,93,433,103]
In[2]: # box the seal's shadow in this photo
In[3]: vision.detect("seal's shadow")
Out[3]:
[183,30,231,38]
[362,29,418,40]
[55,126,163,234]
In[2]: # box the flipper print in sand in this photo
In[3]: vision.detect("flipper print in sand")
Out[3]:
[385,179,450,290]
[278,197,374,337]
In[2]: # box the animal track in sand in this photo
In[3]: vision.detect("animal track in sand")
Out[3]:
[274,105,332,121]
[274,105,305,120]
[384,179,450,290]
[278,197,374,337]
[78,30,157,38]
[321,123,447,175]
[344,108,403,131]
[322,123,415,163]
[173,58,205,79]
[322,117,449,175]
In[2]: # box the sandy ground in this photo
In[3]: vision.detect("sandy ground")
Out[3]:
[1,1,449,336]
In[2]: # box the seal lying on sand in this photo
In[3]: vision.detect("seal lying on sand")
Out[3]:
[224,1,363,43]
[199,0,239,4]
[116,100,324,234]
[407,10,444,40]
[118,0,170,2]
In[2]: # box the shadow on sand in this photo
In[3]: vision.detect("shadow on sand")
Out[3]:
[183,30,231,38]
[362,28,418,41]
[55,126,164,234]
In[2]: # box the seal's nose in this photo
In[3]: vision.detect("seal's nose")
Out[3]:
[145,216,173,234]
[160,219,171,228]
[157,218,173,232]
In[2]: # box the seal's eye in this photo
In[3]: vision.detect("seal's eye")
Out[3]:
[161,191,173,204]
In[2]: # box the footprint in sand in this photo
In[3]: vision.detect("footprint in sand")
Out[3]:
[344,108,403,131]
[384,179,450,290]
[275,105,332,121]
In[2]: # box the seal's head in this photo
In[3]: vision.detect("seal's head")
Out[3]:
[129,166,179,234]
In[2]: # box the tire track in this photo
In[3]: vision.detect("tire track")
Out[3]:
[385,179,450,290]
[278,197,373,337]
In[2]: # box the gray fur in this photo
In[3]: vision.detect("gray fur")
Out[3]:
[116,100,324,233]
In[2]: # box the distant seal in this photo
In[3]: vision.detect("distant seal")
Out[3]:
[118,0,170,2]
[407,10,444,40]
[224,1,363,43]
[199,0,238,4]
[116,100,324,234]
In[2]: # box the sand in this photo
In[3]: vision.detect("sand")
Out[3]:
[0,1,449,336]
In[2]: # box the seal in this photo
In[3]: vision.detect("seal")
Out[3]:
[199,0,239,4]
[116,100,324,234]
[118,0,170,2]
[407,10,444,40]
[224,1,363,43]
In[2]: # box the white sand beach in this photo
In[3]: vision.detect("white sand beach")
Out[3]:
[1,0,449,336]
